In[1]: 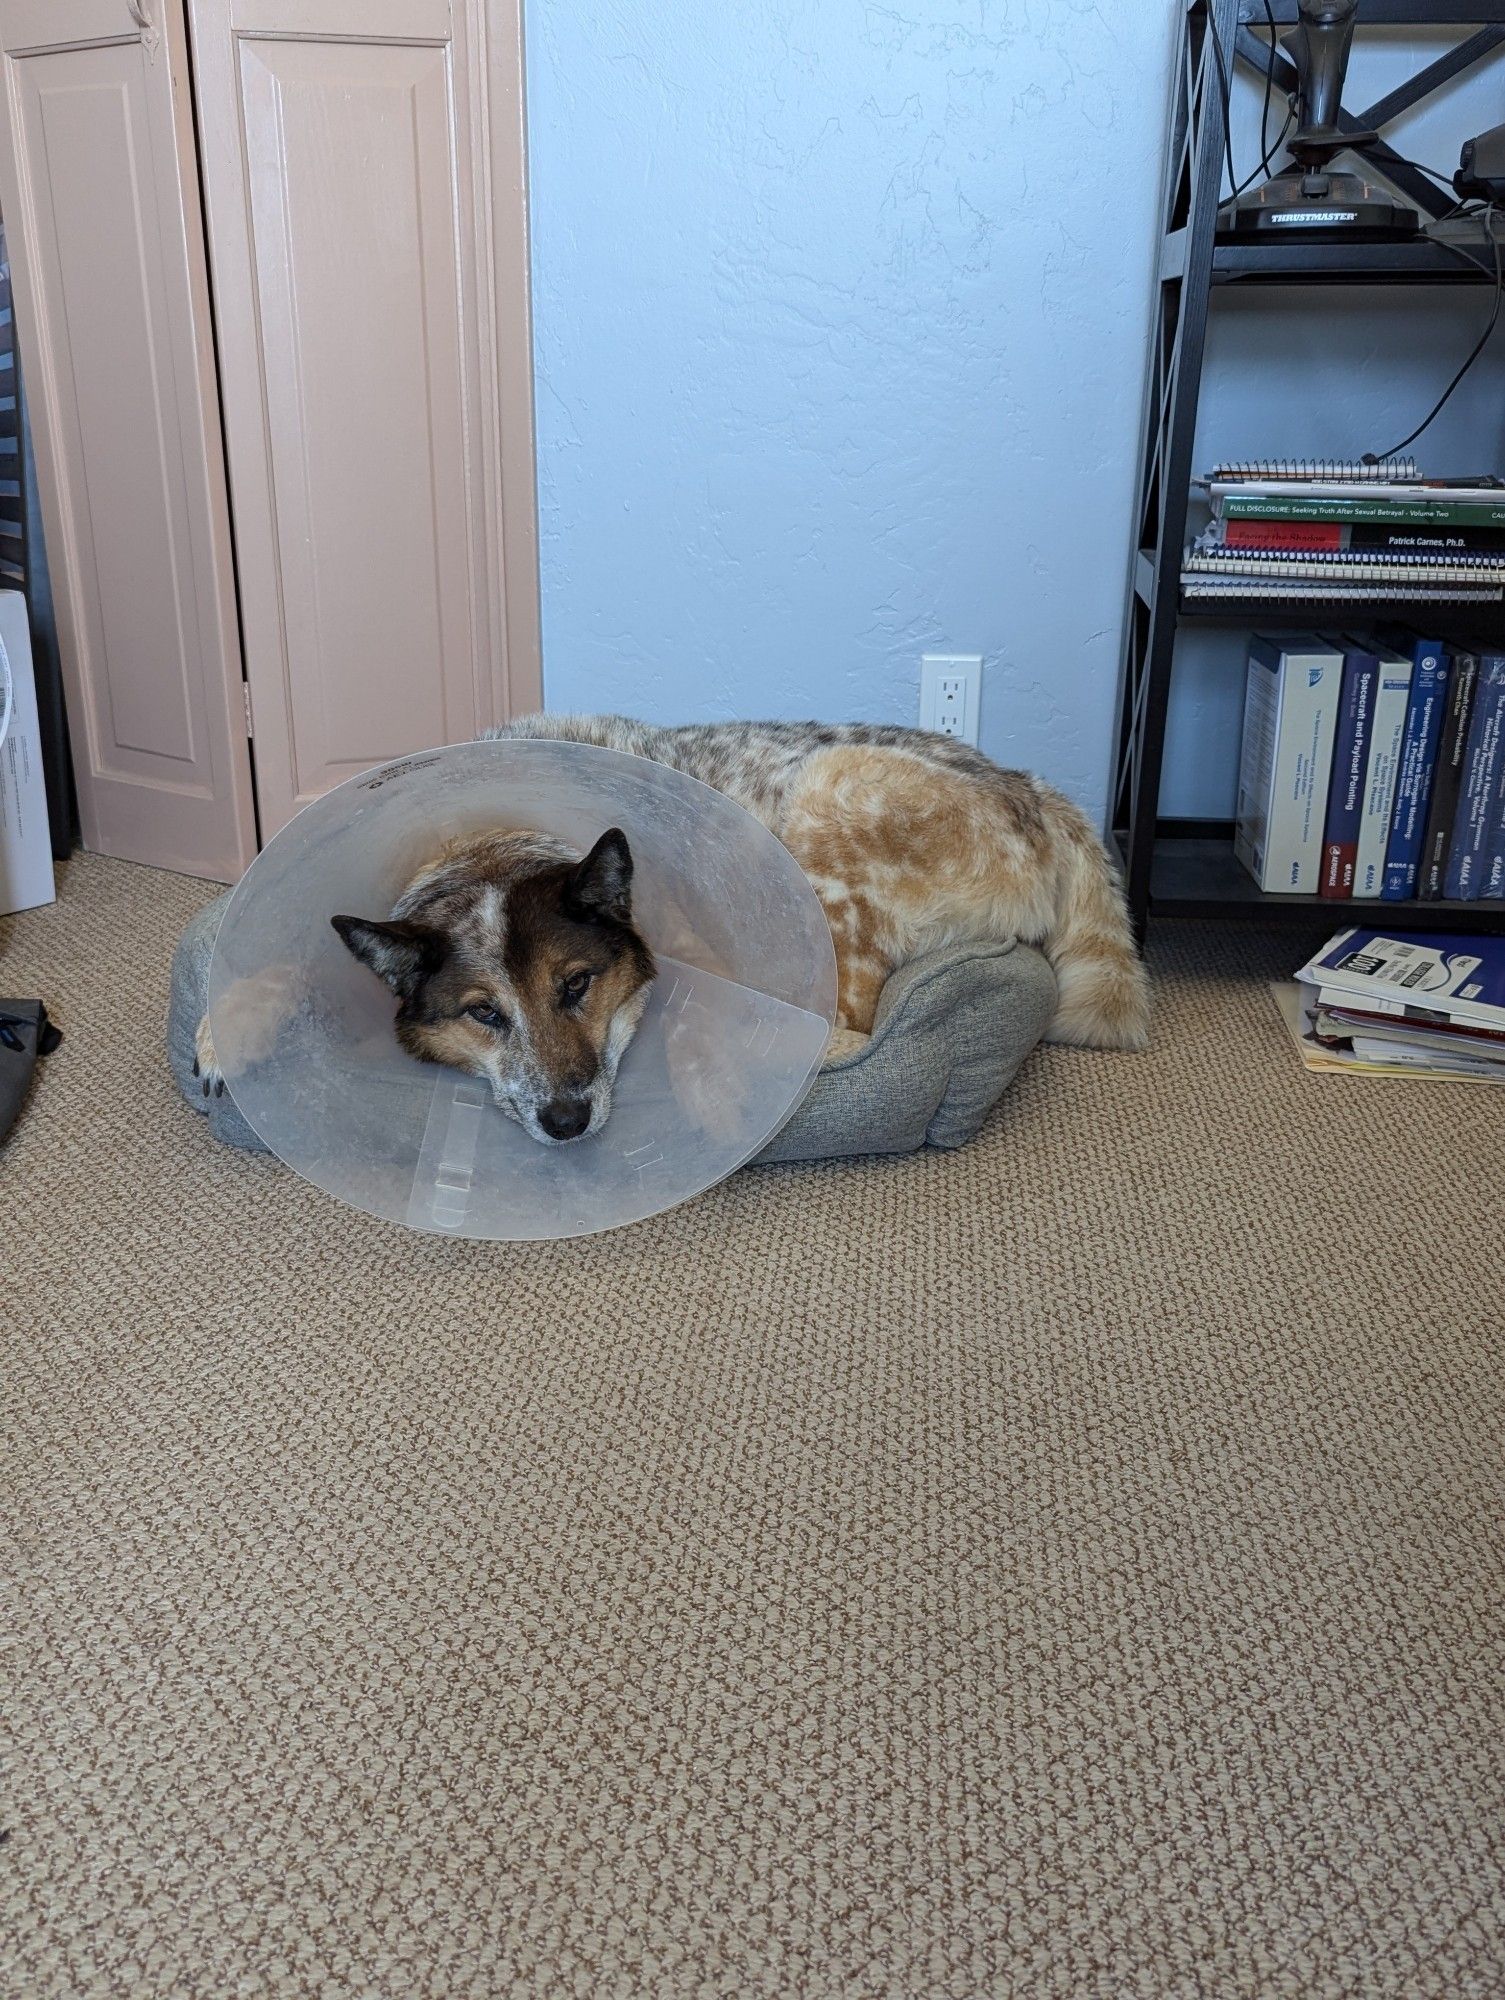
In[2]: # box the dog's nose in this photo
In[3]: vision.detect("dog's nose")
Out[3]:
[538,1097,591,1141]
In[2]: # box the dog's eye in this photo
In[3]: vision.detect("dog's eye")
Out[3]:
[562,970,593,1006]
[466,1002,509,1033]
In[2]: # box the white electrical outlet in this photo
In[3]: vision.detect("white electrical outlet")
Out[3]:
[920,655,981,745]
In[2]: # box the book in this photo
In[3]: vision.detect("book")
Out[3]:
[1221,519,1505,555]
[1270,983,1505,1084]
[1232,634,1342,893]
[1352,644,1412,898]
[1443,654,1505,900]
[1418,653,1480,899]
[1184,544,1505,583]
[1317,999,1505,1055]
[1482,743,1505,900]
[1216,484,1496,516]
[1381,640,1450,901]
[1209,457,1419,483]
[1316,1004,1505,1060]
[1320,645,1380,899]
[1344,1035,1505,1077]
[1181,578,1500,604]
[1294,927,1505,1033]
[1220,495,1505,528]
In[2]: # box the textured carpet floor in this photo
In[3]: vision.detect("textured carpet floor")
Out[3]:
[4,852,1504,1999]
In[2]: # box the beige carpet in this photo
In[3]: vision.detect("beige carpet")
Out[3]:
[4,852,1504,1999]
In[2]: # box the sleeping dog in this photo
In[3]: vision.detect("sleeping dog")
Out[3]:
[196,716,1149,1144]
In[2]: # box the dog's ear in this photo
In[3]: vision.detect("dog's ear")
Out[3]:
[566,828,633,924]
[331,915,443,995]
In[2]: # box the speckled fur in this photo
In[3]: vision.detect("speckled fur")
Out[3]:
[488,715,1149,1047]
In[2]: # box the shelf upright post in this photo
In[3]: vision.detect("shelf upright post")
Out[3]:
[1113,0,1238,942]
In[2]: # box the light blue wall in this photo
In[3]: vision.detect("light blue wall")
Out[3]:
[524,0,1174,822]
[524,9,1505,830]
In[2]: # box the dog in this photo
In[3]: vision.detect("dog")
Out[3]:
[195,716,1149,1143]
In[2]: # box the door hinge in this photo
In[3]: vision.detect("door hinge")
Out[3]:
[242,681,254,737]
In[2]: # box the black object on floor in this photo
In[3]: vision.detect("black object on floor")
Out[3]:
[0,1000,61,1144]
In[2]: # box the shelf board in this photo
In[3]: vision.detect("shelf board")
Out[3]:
[1247,2,1505,19]
[1117,834,1505,929]
[1174,591,1504,630]
[1210,237,1498,286]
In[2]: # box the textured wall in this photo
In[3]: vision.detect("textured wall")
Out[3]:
[524,0,1174,822]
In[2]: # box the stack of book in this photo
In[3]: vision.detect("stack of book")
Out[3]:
[1183,458,1505,604]
[1272,928,1505,1084]
[1235,633,1505,902]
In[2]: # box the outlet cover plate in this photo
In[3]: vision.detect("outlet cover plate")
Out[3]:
[920,655,982,745]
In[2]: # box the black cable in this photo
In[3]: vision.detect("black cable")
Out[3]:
[1212,0,1296,205]
[1231,2,1287,199]
[1365,205,1504,461]
[1384,154,1462,192]
[1205,6,1240,201]
[1256,1,1277,172]
[1234,93,1296,200]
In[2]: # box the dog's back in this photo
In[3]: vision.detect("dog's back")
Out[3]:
[489,714,1149,1047]
[493,713,1017,819]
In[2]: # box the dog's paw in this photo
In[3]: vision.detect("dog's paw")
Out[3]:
[823,1025,868,1065]
[191,1012,227,1099]
[196,964,305,1089]
[664,1014,753,1144]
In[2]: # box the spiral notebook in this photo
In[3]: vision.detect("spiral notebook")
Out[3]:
[1184,546,1505,585]
[1207,457,1419,483]
[1202,465,1505,505]
[1181,577,1501,602]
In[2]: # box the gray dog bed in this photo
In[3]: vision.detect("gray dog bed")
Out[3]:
[167,892,1055,1166]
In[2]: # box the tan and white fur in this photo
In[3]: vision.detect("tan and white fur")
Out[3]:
[195,716,1148,1140]
[491,716,1150,1049]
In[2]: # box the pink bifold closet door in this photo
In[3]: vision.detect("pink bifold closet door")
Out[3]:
[188,0,541,839]
[0,0,257,880]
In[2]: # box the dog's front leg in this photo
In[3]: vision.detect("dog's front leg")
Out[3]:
[191,964,305,1100]
[192,1012,226,1098]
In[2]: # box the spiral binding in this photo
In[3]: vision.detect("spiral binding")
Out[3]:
[1185,545,1505,573]
[1209,457,1419,483]
[1181,578,1500,601]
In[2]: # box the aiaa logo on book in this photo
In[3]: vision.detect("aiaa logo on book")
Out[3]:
[1309,668,1324,687]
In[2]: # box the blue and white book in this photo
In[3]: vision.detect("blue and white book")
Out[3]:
[1443,653,1505,900]
[1320,643,1381,899]
[1480,744,1505,900]
[1381,639,1450,901]
[1352,642,1412,898]
[1295,927,1505,1032]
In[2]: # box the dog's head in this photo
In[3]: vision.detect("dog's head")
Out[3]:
[332,828,656,1144]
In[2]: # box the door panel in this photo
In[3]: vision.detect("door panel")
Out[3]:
[233,35,473,793]
[0,0,256,878]
[192,0,540,838]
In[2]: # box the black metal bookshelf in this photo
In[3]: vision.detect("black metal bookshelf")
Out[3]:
[1112,0,1505,938]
